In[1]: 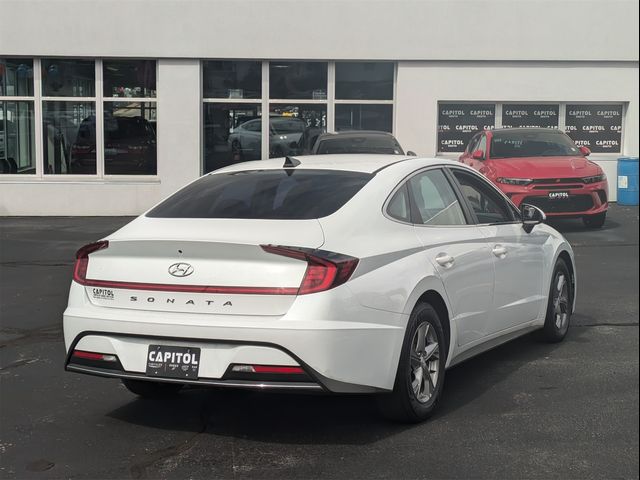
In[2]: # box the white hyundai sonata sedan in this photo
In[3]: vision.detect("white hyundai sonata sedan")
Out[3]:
[63,155,576,422]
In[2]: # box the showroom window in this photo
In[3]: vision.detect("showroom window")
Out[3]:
[268,62,328,158]
[437,102,624,154]
[202,61,396,173]
[0,58,156,179]
[437,103,496,153]
[102,60,157,175]
[334,62,394,132]
[0,58,36,174]
[203,61,263,173]
[0,58,157,177]
[565,104,623,153]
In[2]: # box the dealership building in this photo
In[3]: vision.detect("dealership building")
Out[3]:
[0,0,638,215]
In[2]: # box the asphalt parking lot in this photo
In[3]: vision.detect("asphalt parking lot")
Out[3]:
[0,206,638,479]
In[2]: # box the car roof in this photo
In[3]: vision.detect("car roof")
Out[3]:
[211,154,455,174]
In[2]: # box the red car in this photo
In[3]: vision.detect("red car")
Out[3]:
[459,128,608,228]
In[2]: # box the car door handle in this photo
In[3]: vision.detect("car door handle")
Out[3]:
[492,245,508,258]
[435,253,455,268]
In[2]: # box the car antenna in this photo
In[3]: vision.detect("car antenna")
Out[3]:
[283,156,300,176]
[283,156,301,168]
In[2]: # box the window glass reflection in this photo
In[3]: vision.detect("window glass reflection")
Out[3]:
[0,59,34,96]
[268,105,326,157]
[43,101,96,174]
[335,62,394,100]
[103,60,156,98]
[203,61,261,99]
[0,101,35,174]
[42,59,95,97]
[104,102,157,175]
[269,62,327,100]
[203,103,262,173]
[335,104,393,132]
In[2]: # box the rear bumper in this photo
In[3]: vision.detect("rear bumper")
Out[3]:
[66,362,324,392]
[63,301,405,394]
[502,181,609,217]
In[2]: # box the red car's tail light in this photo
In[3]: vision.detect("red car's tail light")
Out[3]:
[73,241,109,285]
[261,245,359,295]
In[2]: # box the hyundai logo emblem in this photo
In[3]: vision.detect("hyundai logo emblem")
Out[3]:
[168,262,194,277]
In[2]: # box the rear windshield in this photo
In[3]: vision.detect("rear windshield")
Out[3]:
[316,136,404,155]
[147,169,373,219]
[490,130,580,159]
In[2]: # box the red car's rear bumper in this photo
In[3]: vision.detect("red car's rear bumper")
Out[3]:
[499,180,609,217]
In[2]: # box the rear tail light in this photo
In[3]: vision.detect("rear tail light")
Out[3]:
[261,245,359,295]
[71,350,118,362]
[231,364,305,374]
[73,241,109,285]
[71,241,357,296]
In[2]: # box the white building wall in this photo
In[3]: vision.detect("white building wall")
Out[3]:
[395,61,639,201]
[1,0,638,62]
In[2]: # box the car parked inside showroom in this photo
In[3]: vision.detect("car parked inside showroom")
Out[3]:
[228,115,310,159]
[459,128,609,228]
[64,154,576,422]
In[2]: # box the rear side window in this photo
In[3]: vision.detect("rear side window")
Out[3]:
[147,169,372,219]
[387,184,411,222]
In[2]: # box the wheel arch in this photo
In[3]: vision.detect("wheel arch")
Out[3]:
[416,290,451,359]
[403,277,455,365]
[557,248,577,313]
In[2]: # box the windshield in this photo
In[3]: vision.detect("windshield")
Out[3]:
[147,169,372,219]
[490,130,581,159]
[316,136,404,155]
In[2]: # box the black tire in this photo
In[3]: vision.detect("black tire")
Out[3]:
[540,258,573,343]
[583,212,606,229]
[377,303,447,423]
[121,379,183,398]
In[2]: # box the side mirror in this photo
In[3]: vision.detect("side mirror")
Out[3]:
[472,149,485,161]
[406,150,417,156]
[521,204,546,233]
[579,146,591,156]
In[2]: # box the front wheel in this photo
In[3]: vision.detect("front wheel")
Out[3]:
[540,259,573,343]
[583,212,606,229]
[121,379,183,398]
[377,303,447,423]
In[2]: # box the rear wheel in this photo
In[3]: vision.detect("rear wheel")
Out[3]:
[583,212,606,229]
[377,303,447,422]
[540,259,572,343]
[121,379,183,398]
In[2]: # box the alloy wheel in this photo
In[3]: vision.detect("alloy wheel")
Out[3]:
[553,272,570,332]
[410,322,440,403]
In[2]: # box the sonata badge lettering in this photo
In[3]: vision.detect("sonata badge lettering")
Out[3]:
[168,262,194,277]
[129,295,233,307]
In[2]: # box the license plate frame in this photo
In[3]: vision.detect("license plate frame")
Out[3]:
[146,344,201,379]
[548,191,570,200]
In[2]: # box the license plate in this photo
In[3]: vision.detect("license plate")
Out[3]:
[146,345,200,379]
[548,191,569,200]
